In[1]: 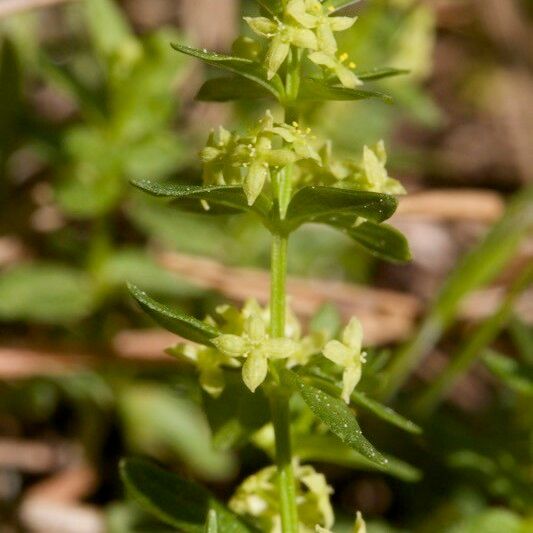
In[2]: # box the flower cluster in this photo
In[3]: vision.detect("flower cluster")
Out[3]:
[200,112,405,206]
[296,139,406,195]
[245,0,361,88]
[229,461,334,532]
[170,297,367,404]
[200,111,318,205]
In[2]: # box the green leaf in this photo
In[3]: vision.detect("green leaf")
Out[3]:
[303,373,421,434]
[196,76,272,102]
[347,221,411,262]
[84,0,134,62]
[128,284,219,344]
[38,52,103,120]
[324,217,411,262]
[171,43,284,100]
[309,303,341,339]
[99,248,199,297]
[482,350,533,396]
[0,264,95,324]
[118,384,235,480]
[300,79,392,103]
[285,186,397,230]
[281,369,387,466]
[294,434,420,482]
[356,67,410,81]
[509,318,533,364]
[203,375,270,451]
[120,458,252,532]
[131,178,271,220]
[351,391,421,434]
[382,186,533,400]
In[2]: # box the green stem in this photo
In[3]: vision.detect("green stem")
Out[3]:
[269,233,298,532]
[270,390,299,533]
[266,43,303,533]
[270,233,288,338]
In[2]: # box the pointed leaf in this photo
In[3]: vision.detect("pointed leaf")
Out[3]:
[128,284,219,344]
[483,349,533,396]
[509,318,533,364]
[197,77,272,102]
[285,186,397,230]
[323,218,411,262]
[131,178,272,220]
[351,391,421,434]
[356,67,410,81]
[120,458,252,532]
[203,375,270,451]
[300,79,392,103]
[348,221,411,262]
[171,43,284,100]
[84,0,134,62]
[281,369,387,466]
[294,434,420,482]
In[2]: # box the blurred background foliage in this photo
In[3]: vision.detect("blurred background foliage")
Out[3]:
[0,0,531,532]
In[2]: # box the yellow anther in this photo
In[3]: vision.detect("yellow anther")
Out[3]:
[339,52,349,62]
[292,121,299,127]
[305,127,311,134]
[328,5,335,12]
[349,62,356,69]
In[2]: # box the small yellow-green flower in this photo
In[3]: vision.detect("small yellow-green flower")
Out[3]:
[213,312,298,392]
[322,317,367,403]
[308,50,362,89]
[245,15,318,79]
[167,343,239,398]
[199,126,242,186]
[230,461,334,532]
[266,120,321,163]
[361,140,406,195]
[287,0,356,55]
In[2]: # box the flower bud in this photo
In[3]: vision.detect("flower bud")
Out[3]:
[213,334,247,357]
[231,36,262,61]
[244,162,268,205]
[266,35,290,79]
[245,314,266,342]
[242,352,268,392]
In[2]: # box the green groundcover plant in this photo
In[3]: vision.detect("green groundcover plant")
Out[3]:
[121,1,416,531]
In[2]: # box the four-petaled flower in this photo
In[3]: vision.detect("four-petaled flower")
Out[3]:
[214,312,298,392]
[308,51,362,89]
[322,317,367,403]
[361,141,406,195]
[287,0,356,55]
[200,126,242,186]
[245,15,318,79]
[167,343,240,398]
